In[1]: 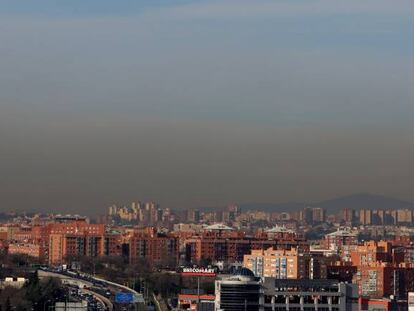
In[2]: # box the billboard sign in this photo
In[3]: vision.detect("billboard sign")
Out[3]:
[115,292,134,304]
[181,267,216,277]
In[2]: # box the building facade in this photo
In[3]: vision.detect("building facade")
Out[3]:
[215,268,264,311]
[263,279,359,311]
[244,247,307,279]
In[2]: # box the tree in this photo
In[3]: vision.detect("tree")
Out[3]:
[41,277,64,299]
[127,258,152,279]
[25,272,42,305]
[9,254,36,267]
[5,297,11,311]
[199,257,212,267]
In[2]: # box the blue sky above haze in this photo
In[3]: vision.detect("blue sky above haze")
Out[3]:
[1,0,414,213]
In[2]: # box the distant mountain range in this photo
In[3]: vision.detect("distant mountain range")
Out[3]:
[234,193,414,214]
[317,193,414,212]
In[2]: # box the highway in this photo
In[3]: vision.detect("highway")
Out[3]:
[84,288,114,311]
[38,270,114,311]
[38,269,147,311]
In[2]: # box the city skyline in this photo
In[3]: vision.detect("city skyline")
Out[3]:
[3,192,414,216]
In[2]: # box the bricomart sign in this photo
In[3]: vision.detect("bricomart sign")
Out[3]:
[181,267,216,277]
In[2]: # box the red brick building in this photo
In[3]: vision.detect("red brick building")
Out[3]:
[8,242,44,259]
[128,228,178,267]
[48,222,105,265]
[350,241,391,267]
[184,225,308,264]
[353,262,414,299]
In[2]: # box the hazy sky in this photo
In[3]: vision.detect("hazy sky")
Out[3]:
[1,0,414,215]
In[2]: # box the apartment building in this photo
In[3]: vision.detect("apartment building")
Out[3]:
[244,247,307,279]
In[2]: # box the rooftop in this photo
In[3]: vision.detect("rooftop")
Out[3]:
[204,223,234,231]
[266,225,294,234]
[326,228,358,237]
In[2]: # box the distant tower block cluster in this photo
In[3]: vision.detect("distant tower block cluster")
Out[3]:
[108,201,172,225]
